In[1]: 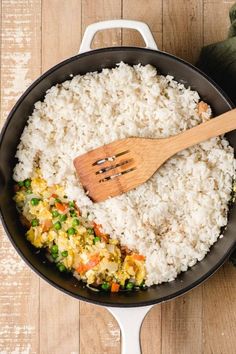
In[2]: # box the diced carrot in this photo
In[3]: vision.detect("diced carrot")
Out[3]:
[198,101,208,114]
[55,202,67,213]
[93,222,103,237]
[42,219,52,232]
[86,254,100,270]
[111,282,120,292]
[132,254,145,261]
[77,264,87,274]
[51,193,58,198]
[100,234,109,243]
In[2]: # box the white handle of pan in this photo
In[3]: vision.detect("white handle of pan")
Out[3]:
[107,305,154,354]
[79,19,158,53]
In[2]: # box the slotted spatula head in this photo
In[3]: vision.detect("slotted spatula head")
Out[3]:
[73,137,167,203]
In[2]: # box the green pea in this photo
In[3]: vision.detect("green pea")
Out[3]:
[30,198,40,206]
[54,221,62,230]
[59,214,67,222]
[51,253,58,260]
[26,189,32,194]
[55,198,61,203]
[61,250,68,257]
[72,218,80,227]
[18,181,24,187]
[87,228,94,235]
[57,263,66,272]
[126,282,134,290]
[93,236,100,244]
[52,210,59,218]
[51,245,58,254]
[67,227,76,235]
[70,209,77,217]
[101,282,110,291]
[69,201,75,208]
[31,218,39,227]
[24,179,31,188]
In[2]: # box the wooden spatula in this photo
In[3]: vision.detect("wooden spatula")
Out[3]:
[74,109,236,203]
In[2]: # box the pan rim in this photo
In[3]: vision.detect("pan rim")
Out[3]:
[0,46,235,307]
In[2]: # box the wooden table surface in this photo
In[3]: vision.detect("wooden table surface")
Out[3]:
[1,1,236,353]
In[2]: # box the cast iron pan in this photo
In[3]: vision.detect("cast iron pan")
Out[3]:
[0,20,236,310]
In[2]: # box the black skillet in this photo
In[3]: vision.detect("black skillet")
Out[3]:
[0,20,235,353]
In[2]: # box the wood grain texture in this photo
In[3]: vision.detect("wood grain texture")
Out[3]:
[40,2,81,353]
[203,0,234,45]
[163,0,203,63]
[203,263,236,354]
[122,0,163,49]
[0,1,41,353]
[1,1,236,353]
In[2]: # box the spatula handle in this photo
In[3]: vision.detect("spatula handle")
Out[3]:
[167,109,236,155]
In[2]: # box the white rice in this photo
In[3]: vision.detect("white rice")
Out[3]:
[14,62,235,286]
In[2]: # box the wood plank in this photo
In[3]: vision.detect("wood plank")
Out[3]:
[203,263,236,354]
[82,0,122,49]
[80,2,121,353]
[0,1,41,353]
[80,303,120,354]
[122,0,163,50]
[161,286,203,354]
[42,0,82,71]
[141,305,161,354]
[40,2,81,353]
[163,0,203,63]
[203,0,234,45]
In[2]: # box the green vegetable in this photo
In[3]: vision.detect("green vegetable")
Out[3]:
[18,181,24,187]
[72,218,80,227]
[67,227,76,235]
[69,201,75,208]
[61,250,68,257]
[52,210,59,218]
[51,245,58,254]
[51,253,58,260]
[93,236,100,244]
[101,282,110,291]
[30,198,40,206]
[26,189,32,194]
[70,209,77,217]
[87,228,94,235]
[59,214,67,222]
[54,221,62,230]
[57,263,66,272]
[126,282,134,290]
[24,179,31,188]
[31,218,39,227]
[55,198,61,203]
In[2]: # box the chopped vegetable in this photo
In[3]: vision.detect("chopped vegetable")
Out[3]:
[55,202,67,213]
[52,210,59,218]
[126,282,134,290]
[69,201,75,208]
[101,282,110,291]
[54,221,62,230]
[57,263,66,272]
[31,218,39,227]
[111,282,120,292]
[51,245,58,254]
[24,179,31,188]
[67,227,76,235]
[30,198,40,206]
[132,254,145,261]
[59,214,67,222]
[93,236,100,244]
[18,181,24,187]
[72,218,80,227]
[61,250,68,257]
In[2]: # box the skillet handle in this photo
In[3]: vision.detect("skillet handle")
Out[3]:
[79,19,158,53]
[107,305,153,354]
